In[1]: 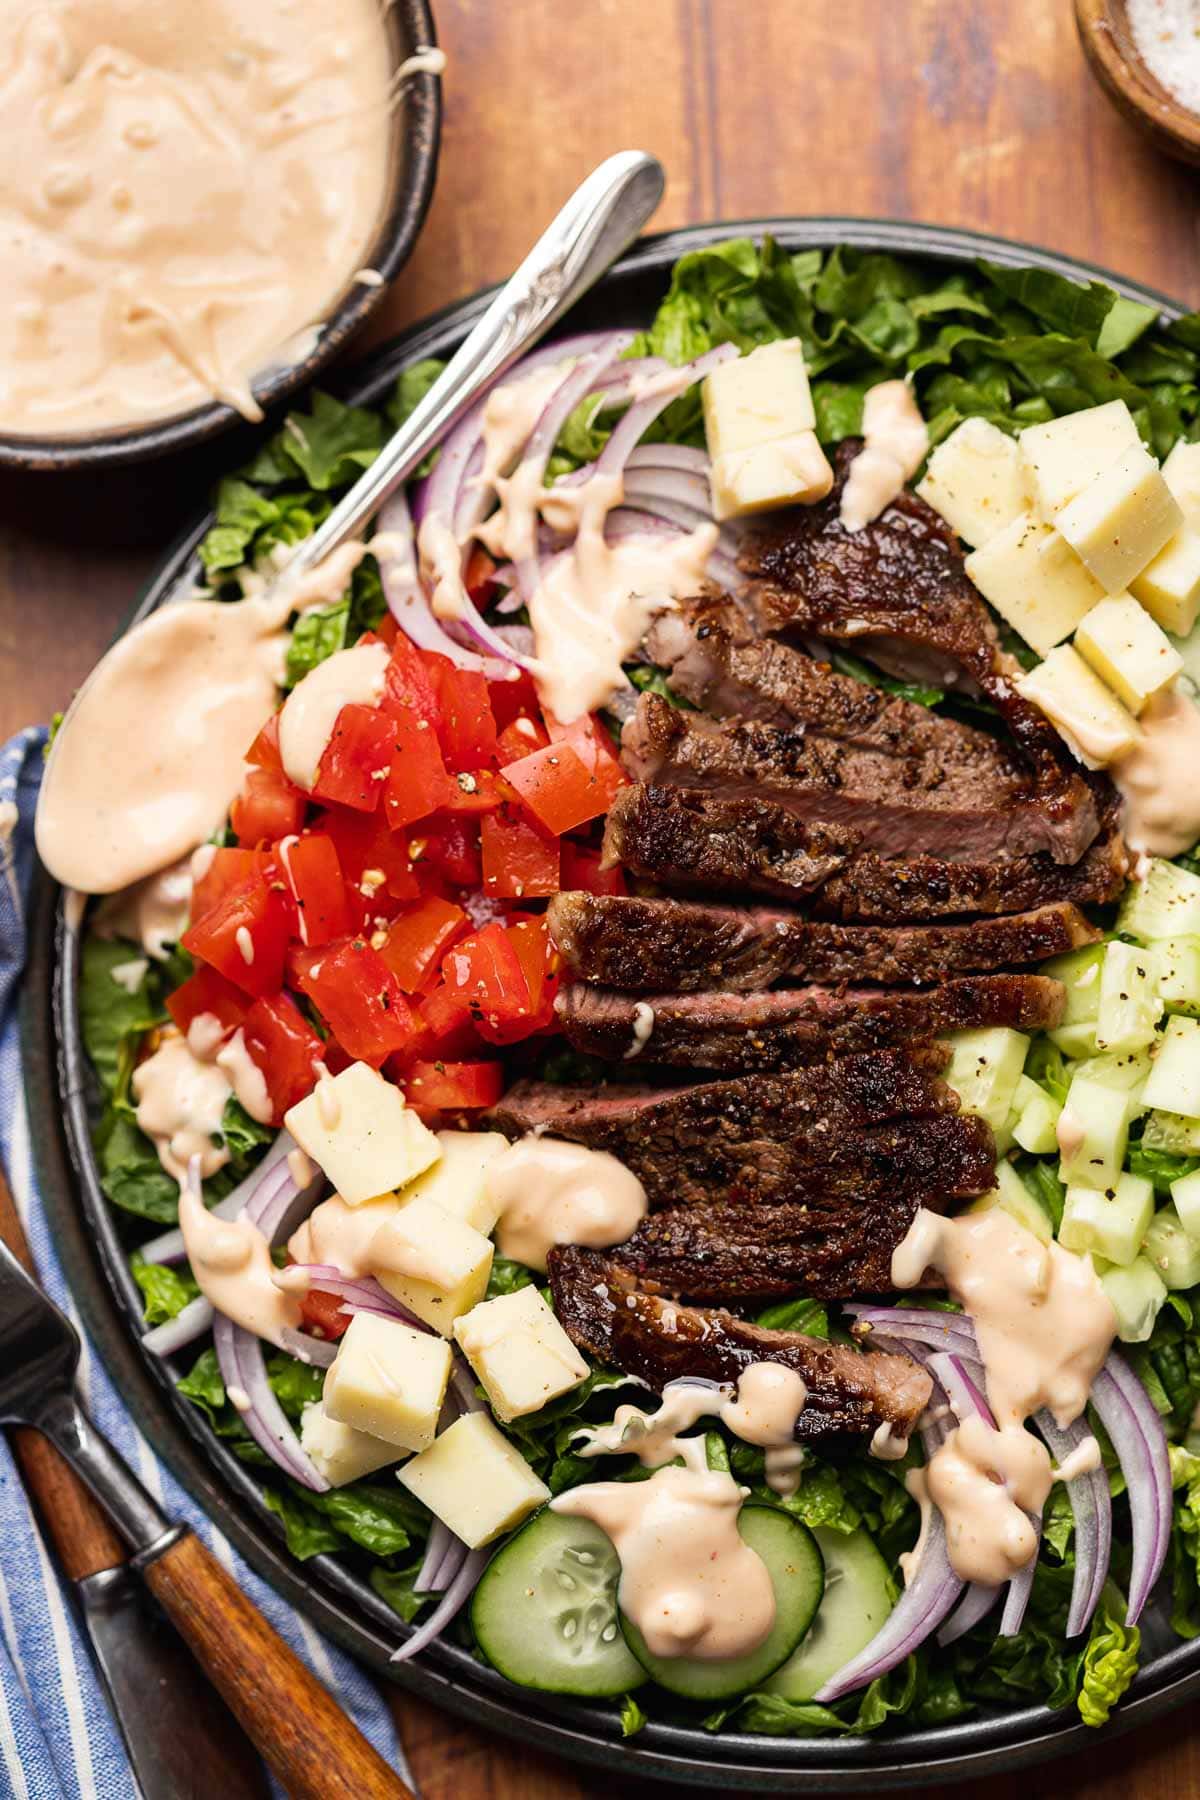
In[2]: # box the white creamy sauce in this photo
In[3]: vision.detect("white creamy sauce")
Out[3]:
[394,45,446,81]
[1114,685,1200,857]
[891,1207,1117,1586]
[484,1136,649,1274]
[277,639,390,791]
[285,1191,394,1274]
[0,0,392,434]
[623,1000,656,1060]
[1055,1435,1102,1482]
[840,380,929,532]
[186,1010,227,1058]
[215,1027,273,1124]
[870,1421,910,1462]
[477,363,566,494]
[552,1465,776,1662]
[132,1027,231,1183]
[92,852,193,956]
[418,512,474,622]
[180,1176,300,1346]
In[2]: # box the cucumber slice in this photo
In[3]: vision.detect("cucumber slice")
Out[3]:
[470,1509,645,1697]
[619,1505,823,1701]
[763,1526,893,1702]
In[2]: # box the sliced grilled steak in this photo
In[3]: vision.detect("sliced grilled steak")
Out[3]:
[604,784,1128,918]
[548,1248,933,1441]
[621,691,1073,861]
[548,891,1100,992]
[739,440,1104,864]
[486,1067,996,1212]
[555,974,1065,1070]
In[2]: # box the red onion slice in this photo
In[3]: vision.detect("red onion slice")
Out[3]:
[1090,1358,1171,1624]
[140,1130,301,1267]
[390,1547,489,1664]
[213,1313,329,1492]
[376,487,514,678]
[142,1294,215,1358]
[626,443,712,476]
[937,1579,1002,1647]
[1036,1407,1111,1638]
[595,344,738,476]
[278,1326,338,1369]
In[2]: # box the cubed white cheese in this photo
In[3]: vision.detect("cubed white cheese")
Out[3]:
[1073,593,1183,714]
[323,1312,450,1452]
[299,1401,402,1487]
[369,1193,493,1334]
[1017,401,1142,521]
[916,417,1029,547]
[1130,526,1200,637]
[702,339,816,458]
[710,432,834,522]
[1056,444,1182,595]
[454,1286,589,1422]
[285,1063,441,1206]
[398,1130,509,1235]
[1162,440,1200,526]
[398,1411,550,1548]
[964,513,1104,656]
[1016,645,1142,767]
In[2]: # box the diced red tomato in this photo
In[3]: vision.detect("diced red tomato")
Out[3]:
[430,662,498,773]
[376,896,468,993]
[415,982,484,1059]
[402,1059,504,1117]
[464,545,499,607]
[231,766,307,846]
[560,839,628,897]
[278,833,352,946]
[190,847,269,925]
[496,713,550,766]
[440,768,504,815]
[384,636,441,727]
[241,993,325,1122]
[297,1286,350,1342]
[290,937,422,1067]
[480,804,560,899]
[502,740,609,836]
[440,923,534,1043]
[382,709,455,830]
[488,669,542,735]
[165,965,248,1040]
[182,872,294,998]
[319,809,421,912]
[545,711,628,810]
[311,704,395,814]
[416,815,482,888]
[506,917,559,1031]
[245,713,284,775]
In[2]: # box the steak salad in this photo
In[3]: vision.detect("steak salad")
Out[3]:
[52,237,1200,1738]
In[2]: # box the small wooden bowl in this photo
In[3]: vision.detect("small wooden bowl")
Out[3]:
[1075,0,1200,166]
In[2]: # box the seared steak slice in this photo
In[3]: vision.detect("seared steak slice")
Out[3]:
[548,892,1100,992]
[604,784,1128,918]
[548,1248,933,1441]
[487,1069,996,1212]
[621,691,1070,862]
[739,441,1103,865]
[555,974,1066,1070]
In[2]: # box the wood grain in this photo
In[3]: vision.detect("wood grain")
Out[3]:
[3,1,1199,1792]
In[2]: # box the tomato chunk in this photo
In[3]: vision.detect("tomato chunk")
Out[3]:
[560,839,627,897]
[319,809,421,914]
[383,708,456,830]
[416,982,484,1059]
[480,805,560,899]
[545,712,628,811]
[182,872,294,998]
[245,713,284,775]
[241,993,326,1122]
[489,669,543,734]
[190,847,268,925]
[385,636,442,727]
[496,714,550,766]
[441,922,533,1042]
[502,740,609,835]
[403,1059,504,1116]
[297,1286,350,1342]
[441,768,504,815]
[431,663,498,773]
[165,966,248,1040]
[377,896,468,993]
[312,704,395,814]
[278,833,351,947]
[506,917,559,1031]
[231,767,307,846]
[290,937,422,1067]
[417,816,482,889]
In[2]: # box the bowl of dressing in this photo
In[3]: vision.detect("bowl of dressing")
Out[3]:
[0,0,441,470]
[1076,0,1200,166]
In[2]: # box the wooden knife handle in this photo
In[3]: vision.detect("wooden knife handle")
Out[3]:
[143,1530,413,1800]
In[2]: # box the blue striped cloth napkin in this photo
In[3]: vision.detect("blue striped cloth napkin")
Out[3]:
[0,728,412,1799]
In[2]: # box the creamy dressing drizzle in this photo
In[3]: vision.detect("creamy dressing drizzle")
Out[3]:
[483,1136,649,1274]
[216,1027,273,1124]
[839,380,929,532]
[623,1000,655,1060]
[132,1028,231,1182]
[1114,685,1200,857]
[179,1178,300,1346]
[92,852,193,957]
[276,639,390,790]
[891,1207,1117,1586]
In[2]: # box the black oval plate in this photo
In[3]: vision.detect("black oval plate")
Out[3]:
[21,219,1200,1791]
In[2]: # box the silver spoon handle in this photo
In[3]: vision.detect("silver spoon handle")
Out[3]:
[286,149,665,578]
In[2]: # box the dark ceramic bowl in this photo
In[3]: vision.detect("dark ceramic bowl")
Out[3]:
[22,220,1200,1790]
[0,0,441,475]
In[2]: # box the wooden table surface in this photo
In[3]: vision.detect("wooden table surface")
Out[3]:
[5,0,1200,1792]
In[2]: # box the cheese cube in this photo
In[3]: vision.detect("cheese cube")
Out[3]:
[1017,401,1142,521]
[1016,646,1141,767]
[703,339,815,458]
[1056,444,1182,595]
[370,1194,493,1334]
[1162,440,1200,526]
[285,1062,440,1206]
[709,432,833,521]
[398,1411,550,1548]
[916,417,1029,547]
[1074,593,1183,714]
[964,513,1104,655]
[300,1401,402,1487]
[397,1130,509,1235]
[454,1286,588,1422]
[1130,526,1200,637]
[323,1312,450,1451]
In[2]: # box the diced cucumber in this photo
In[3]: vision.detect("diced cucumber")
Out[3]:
[944,1028,1030,1130]
[1040,943,1107,1024]
[762,1527,893,1703]
[1143,1203,1200,1289]
[1096,941,1163,1053]
[1099,1255,1167,1343]
[1118,859,1200,943]
[1057,1073,1134,1189]
[1012,1080,1063,1155]
[620,1505,823,1701]
[1069,1048,1153,1098]
[1154,937,1200,1017]
[1060,1172,1155,1267]
[1143,1016,1200,1117]
[967,1160,1052,1243]
[1049,1021,1100,1059]
[1171,1166,1200,1240]
[1144,1109,1200,1154]
[470,1509,646,1697]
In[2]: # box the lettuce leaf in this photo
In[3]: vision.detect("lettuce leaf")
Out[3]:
[130,1254,199,1325]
